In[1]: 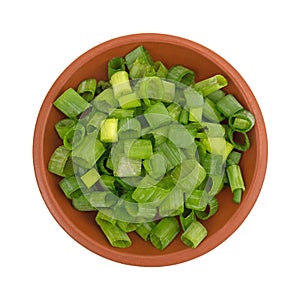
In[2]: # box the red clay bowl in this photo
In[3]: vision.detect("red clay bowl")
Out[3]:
[33,33,267,266]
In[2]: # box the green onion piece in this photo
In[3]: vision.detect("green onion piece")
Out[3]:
[96,80,111,94]
[116,220,137,233]
[155,140,185,171]
[144,102,171,128]
[123,139,153,159]
[118,92,141,109]
[143,153,166,179]
[180,209,196,231]
[228,109,256,132]
[184,87,204,108]
[159,188,184,217]
[150,217,180,250]
[98,174,116,192]
[53,88,91,119]
[203,97,224,122]
[226,164,245,193]
[226,150,242,166]
[162,80,176,103]
[206,175,224,197]
[167,103,182,121]
[63,123,85,150]
[110,71,132,99]
[96,208,116,224]
[168,124,195,149]
[195,196,219,220]
[206,89,226,103]
[93,88,119,113]
[72,133,105,168]
[125,45,154,71]
[185,189,207,211]
[193,75,228,97]
[108,57,126,79]
[151,125,169,147]
[85,191,118,209]
[80,168,100,189]
[189,107,203,123]
[154,61,168,78]
[77,78,97,102]
[71,192,96,211]
[59,175,80,199]
[233,188,243,204]
[227,128,250,151]
[138,76,164,100]
[167,65,195,86]
[216,94,243,117]
[181,220,207,248]
[128,57,156,79]
[100,118,118,143]
[201,122,225,137]
[48,146,71,176]
[202,153,225,175]
[118,118,141,140]
[109,108,135,119]
[55,118,77,139]
[136,221,157,241]
[96,218,131,248]
[114,156,142,177]
[171,159,206,192]
[86,111,106,134]
[179,108,189,125]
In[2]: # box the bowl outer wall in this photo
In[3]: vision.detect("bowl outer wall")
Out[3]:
[33,33,268,266]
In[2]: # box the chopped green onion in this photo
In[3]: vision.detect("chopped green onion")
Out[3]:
[63,123,85,150]
[226,164,245,193]
[184,87,204,108]
[110,71,132,99]
[118,117,141,140]
[228,109,255,133]
[181,220,207,248]
[71,193,96,211]
[159,188,184,217]
[53,88,91,119]
[195,196,219,220]
[150,217,180,250]
[48,146,70,176]
[143,153,166,179]
[59,175,81,199]
[185,189,207,211]
[95,218,131,248]
[167,65,195,86]
[100,118,118,143]
[138,76,164,100]
[125,45,154,71]
[154,61,168,78]
[108,57,126,79]
[86,111,106,134]
[136,221,157,241]
[77,78,97,102]
[55,118,77,139]
[227,128,250,151]
[203,97,224,122]
[168,124,195,149]
[93,88,119,113]
[216,94,243,117]
[226,150,242,166]
[114,156,142,177]
[193,74,228,96]
[80,168,100,189]
[123,139,153,159]
[179,209,196,231]
[118,92,141,109]
[144,102,171,128]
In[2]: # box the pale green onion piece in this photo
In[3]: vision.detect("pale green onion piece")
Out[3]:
[193,74,228,96]
[179,209,196,231]
[55,118,77,139]
[108,57,126,79]
[59,175,81,199]
[110,71,132,99]
[48,146,71,177]
[136,221,157,241]
[195,197,219,220]
[159,188,184,217]
[100,118,118,143]
[80,168,100,189]
[216,94,243,117]
[167,65,195,86]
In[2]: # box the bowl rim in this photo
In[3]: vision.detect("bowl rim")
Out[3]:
[33,33,268,266]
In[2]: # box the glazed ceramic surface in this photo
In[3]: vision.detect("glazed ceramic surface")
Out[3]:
[33,33,267,266]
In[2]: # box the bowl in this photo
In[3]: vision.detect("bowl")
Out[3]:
[33,33,268,266]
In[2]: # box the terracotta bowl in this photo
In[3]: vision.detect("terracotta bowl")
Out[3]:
[33,33,268,266]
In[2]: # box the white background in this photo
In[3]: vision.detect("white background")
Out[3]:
[1,0,299,299]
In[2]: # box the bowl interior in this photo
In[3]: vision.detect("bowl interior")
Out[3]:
[34,34,267,266]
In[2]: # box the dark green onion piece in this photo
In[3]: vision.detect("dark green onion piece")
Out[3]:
[96,218,132,248]
[228,109,255,133]
[167,65,195,86]
[144,102,172,128]
[110,71,132,99]
[233,188,243,204]
[59,175,80,199]
[63,123,85,150]
[77,78,97,102]
[96,208,116,225]
[55,118,77,139]
[53,88,91,119]
[136,221,157,241]
[72,133,105,168]
[179,108,189,125]
[150,217,180,250]
[226,150,242,166]
[226,164,245,193]
[108,57,126,79]
[96,80,111,94]
[216,94,243,117]
[48,146,70,176]
[154,61,168,78]
[125,45,154,71]
[181,220,207,248]
[180,209,196,231]
[227,128,250,151]
[193,75,228,97]
[109,108,135,119]
[206,89,226,103]
[195,196,219,220]
[71,193,96,211]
